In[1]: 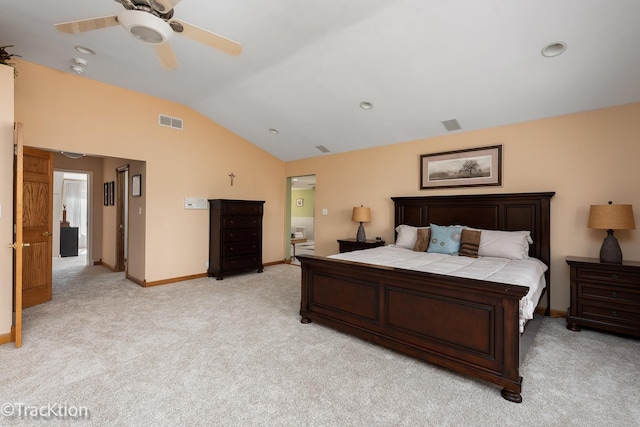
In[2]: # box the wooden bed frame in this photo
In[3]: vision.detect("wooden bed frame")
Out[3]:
[298,192,554,403]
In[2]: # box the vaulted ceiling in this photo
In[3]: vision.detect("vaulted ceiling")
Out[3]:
[2,1,639,161]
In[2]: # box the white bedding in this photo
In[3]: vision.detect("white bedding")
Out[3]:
[328,245,547,333]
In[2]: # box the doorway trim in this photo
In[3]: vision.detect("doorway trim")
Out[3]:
[115,165,128,273]
[53,169,92,266]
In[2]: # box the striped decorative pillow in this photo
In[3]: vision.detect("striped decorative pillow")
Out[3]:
[412,228,431,252]
[459,229,481,258]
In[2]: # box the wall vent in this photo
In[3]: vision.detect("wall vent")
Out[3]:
[159,114,184,130]
[315,145,330,153]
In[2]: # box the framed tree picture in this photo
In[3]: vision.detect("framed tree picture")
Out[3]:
[420,145,502,189]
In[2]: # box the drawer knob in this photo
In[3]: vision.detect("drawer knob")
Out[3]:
[612,291,617,298]
[611,274,618,280]
[612,310,618,317]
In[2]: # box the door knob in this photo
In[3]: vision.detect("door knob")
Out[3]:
[8,242,30,249]
[42,231,52,237]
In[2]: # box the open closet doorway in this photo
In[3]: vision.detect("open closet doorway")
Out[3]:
[289,175,315,264]
[53,170,90,268]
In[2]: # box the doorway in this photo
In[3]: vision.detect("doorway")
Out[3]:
[115,166,128,272]
[53,170,89,267]
[289,175,315,264]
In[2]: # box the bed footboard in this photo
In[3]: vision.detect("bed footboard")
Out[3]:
[298,254,529,403]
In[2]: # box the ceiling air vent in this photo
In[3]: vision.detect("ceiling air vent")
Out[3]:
[159,114,183,130]
[315,145,330,153]
[441,118,461,132]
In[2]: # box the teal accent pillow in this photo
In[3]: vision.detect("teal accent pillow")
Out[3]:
[427,224,464,255]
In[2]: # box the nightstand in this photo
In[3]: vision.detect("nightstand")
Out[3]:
[566,256,640,338]
[337,238,385,253]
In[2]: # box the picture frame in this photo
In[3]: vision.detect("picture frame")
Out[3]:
[109,181,115,206]
[104,183,109,206]
[132,174,142,197]
[420,145,502,189]
[296,198,303,207]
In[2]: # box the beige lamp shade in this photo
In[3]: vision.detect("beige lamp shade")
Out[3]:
[588,204,636,230]
[352,206,371,223]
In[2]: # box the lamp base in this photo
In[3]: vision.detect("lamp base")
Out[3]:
[600,229,623,264]
[356,222,366,242]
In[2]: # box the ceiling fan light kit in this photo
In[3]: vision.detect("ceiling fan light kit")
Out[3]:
[118,10,173,44]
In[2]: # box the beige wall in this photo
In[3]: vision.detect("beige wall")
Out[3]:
[0,64,14,336]
[13,60,286,285]
[285,103,640,312]
[5,57,640,335]
[127,160,146,281]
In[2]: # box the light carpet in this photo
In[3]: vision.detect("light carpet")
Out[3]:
[0,258,639,426]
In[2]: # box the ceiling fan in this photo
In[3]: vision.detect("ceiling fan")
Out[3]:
[54,0,241,70]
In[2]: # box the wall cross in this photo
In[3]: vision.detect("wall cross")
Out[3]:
[229,172,236,186]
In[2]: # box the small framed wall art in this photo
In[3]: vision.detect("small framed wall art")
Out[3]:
[296,198,303,207]
[132,174,142,197]
[109,181,115,206]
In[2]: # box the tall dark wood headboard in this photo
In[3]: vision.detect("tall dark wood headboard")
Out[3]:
[391,192,555,314]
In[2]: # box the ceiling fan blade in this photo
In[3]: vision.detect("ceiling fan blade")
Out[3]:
[153,42,179,70]
[55,15,119,34]
[172,19,242,56]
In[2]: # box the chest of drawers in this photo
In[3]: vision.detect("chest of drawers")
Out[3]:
[566,256,640,338]
[208,199,264,280]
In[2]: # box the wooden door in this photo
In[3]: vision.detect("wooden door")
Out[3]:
[21,146,53,308]
[12,123,24,347]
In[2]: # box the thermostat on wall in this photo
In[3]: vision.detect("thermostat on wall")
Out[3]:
[184,197,207,210]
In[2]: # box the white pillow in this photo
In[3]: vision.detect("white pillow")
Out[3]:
[476,229,533,260]
[394,224,429,249]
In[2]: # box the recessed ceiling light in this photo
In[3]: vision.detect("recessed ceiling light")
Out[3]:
[359,101,373,110]
[74,45,96,55]
[541,42,566,58]
[268,128,279,134]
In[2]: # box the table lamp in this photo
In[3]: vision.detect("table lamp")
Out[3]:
[352,206,371,242]
[588,201,635,263]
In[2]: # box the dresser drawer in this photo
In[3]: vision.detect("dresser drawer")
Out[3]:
[578,302,640,326]
[576,267,639,285]
[222,216,262,229]
[222,202,263,216]
[578,283,640,305]
[222,241,260,256]
[222,229,261,242]
[222,255,261,271]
